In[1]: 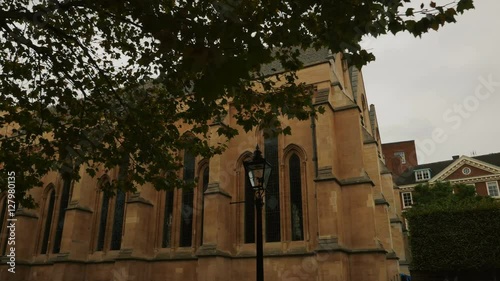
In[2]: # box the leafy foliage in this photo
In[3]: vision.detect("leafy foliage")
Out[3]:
[406,182,500,271]
[410,181,487,207]
[0,0,475,207]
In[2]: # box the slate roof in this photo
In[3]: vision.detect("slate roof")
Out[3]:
[396,152,500,186]
[260,48,331,76]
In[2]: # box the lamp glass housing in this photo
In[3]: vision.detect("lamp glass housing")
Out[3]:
[244,147,272,191]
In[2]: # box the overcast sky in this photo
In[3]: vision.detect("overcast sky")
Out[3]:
[362,0,500,164]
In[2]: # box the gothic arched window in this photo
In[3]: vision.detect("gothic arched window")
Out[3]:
[96,178,126,252]
[41,189,56,254]
[264,136,281,242]
[53,174,71,253]
[289,154,304,241]
[162,190,174,248]
[96,186,110,251]
[244,170,255,244]
[179,151,195,247]
[110,189,125,250]
[199,165,209,245]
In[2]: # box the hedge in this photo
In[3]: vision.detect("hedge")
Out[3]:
[406,199,500,271]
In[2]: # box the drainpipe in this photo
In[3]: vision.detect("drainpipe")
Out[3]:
[310,116,319,178]
[311,114,321,242]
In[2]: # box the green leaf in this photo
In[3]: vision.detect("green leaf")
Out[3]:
[457,0,475,13]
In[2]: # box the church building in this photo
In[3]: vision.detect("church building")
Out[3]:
[0,49,408,281]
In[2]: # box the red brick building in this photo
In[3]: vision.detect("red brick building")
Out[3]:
[396,153,500,210]
[382,140,500,274]
[382,140,419,179]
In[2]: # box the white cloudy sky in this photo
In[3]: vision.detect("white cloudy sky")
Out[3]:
[362,0,500,164]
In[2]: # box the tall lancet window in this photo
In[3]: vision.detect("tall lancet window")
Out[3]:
[244,170,255,243]
[53,175,71,253]
[264,136,281,242]
[96,188,110,251]
[289,154,304,241]
[162,190,174,248]
[41,189,56,254]
[200,166,209,245]
[96,174,126,251]
[180,151,195,247]
[110,189,125,250]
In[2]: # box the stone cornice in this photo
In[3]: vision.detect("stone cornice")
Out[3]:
[448,174,500,185]
[313,100,335,113]
[126,194,154,207]
[374,197,390,206]
[333,103,360,113]
[398,185,415,191]
[390,217,403,224]
[386,251,399,260]
[399,174,500,191]
[154,250,199,261]
[339,174,375,187]
[314,175,339,184]
[314,236,387,255]
[205,182,232,198]
[314,172,375,187]
[66,201,93,213]
[363,139,378,145]
[14,243,392,265]
[234,248,314,258]
[15,208,38,219]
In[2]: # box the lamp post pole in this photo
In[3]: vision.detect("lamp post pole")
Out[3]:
[255,194,264,281]
[243,145,271,281]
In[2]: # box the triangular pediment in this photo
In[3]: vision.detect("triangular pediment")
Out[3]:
[432,156,500,182]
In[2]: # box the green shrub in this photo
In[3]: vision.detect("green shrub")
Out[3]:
[406,182,500,271]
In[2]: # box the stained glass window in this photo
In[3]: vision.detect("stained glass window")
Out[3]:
[244,171,255,243]
[264,136,281,242]
[96,191,110,251]
[53,175,71,253]
[162,190,174,248]
[200,166,209,245]
[110,189,125,250]
[289,154,304,241]
[180,151,195,247]
[41,190,56,254]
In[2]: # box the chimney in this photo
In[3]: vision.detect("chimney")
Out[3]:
[452,155,459,160]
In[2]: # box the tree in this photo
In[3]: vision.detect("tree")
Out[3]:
[405,182,500,276]
[410,181,484,207]
[0,0,475,207]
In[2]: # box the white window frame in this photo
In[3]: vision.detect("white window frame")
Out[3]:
[404,218,410,232]
[414,169,431,182]
[401,192,413,209]
[394,151,406,164]
[486,181,500,198]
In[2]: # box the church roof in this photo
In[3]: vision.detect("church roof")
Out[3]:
[260,48,331,76]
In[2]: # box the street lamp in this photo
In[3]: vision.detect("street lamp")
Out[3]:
[243,145,272,281]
